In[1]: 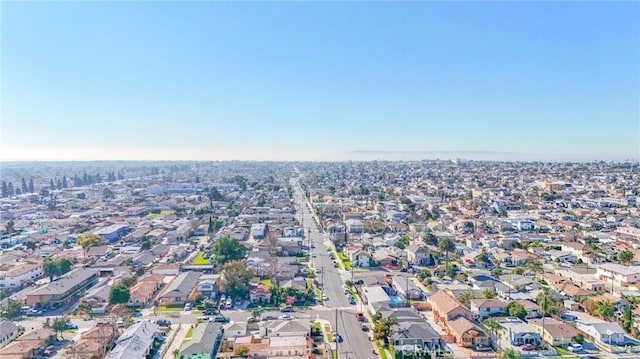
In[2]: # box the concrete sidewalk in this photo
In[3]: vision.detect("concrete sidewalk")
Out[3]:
[162,324,187,359]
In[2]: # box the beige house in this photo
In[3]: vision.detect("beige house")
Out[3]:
[429,291,474,329]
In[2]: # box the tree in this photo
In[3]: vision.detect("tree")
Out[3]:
[140,236,153,250]
[218,260,255,299]
[524,259,544,273]
[459,291,474,305]
[593,300,615,320]
[0,299,22,320]
[483,288,497,299]
[483,318,503,347]
[51,316,71,340]
[507,301,527,320]
[28,179,34,193]
[617,249,635,266]
[234,345,250,355]
[621,302,636,333]
[438,237,456,270]
[498,348,521,359]
[42,258,73,282]
[77,233,105,258]
[537,286,561,340]
[5,220,15,237]
[211,236,247,264]
[109,284,131,305]
[103,187,115,200]
[373,317,396,346]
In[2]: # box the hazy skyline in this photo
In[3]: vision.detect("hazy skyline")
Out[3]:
[1,1,639,162]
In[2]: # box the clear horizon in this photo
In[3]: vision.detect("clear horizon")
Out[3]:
[1,1,639,162]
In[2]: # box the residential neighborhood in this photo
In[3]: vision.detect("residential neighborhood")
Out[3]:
[0,160,639,359]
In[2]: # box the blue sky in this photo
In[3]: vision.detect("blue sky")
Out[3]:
[1,1,638,161]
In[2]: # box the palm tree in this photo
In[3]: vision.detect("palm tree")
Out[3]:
[483,318,503,348]
[438,237,456,271]
[594,300,615,320]
[537,287,560,340]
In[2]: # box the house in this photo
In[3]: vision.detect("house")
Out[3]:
[392,322,443,351]
[25,268,99,308]
[528,318,580,347]
[268,336,310,358]
[364,285,392,314]
[575,320,626,345]
[151,264,180,276]
[158,271,201,306]
[391,275,423,300]
[251,224,267,240]
[596,263,640,287]
[372,248,399,267]
[344,219,364,233]
[179,322,224,359]
[94,224,129,243]
[249,284,272,304]
[106,321,160,359]
[347,249,372,268]
[197,274,220,299]
[0,262,43,289]
[0,328,54,359]
[231,335,270,358]
[406,244,434,266]
[259,319,310,338]
[223,322,246,339]
[0,321,21,348]
[128,280,162,307]
[429,291,474,329]
[62,326,117,359]
[469,299,507,320]
[498,318,541,347]
[447,317,489,349]
[515,300,541,319]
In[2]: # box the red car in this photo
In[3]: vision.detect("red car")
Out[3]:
[520,344,536,351]
[355,312,365,321]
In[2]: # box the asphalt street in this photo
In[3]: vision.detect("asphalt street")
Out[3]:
[292,176,376,359]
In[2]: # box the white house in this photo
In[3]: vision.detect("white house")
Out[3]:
[349,250,372,268]
[595,263,640,286]
[469,299,507,320]
[576,320,626,345]
[0,262,43,289]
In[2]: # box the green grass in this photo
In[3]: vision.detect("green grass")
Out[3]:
[347,286,358,302]
[192,251,210,265]
[260,278,273,287]
[556,347,579,358]
[331,248,346,270]
[155,305,183,312]
[376,342,389,359]
[330,349,337,359]
[146,209,176,218]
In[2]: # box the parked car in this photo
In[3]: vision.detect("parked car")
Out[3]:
[361,324,369,331]
[280,306,293,312]
[157,319,171,327]
[247,316,259,323]
[568,343,583,352]
[279,314,294,321]
[356,312,365,321]
[520,344,536,351]
[213,315,230,323]
[261,315,277,321]
[184,303,192,311]
[203,308,218,315]
[354,279,364,285]
[43,345,57,356]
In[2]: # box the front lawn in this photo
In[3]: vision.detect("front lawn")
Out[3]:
[192,251,210,265]
[155,305,183,312]
[260,278,273,287]
[146,209,175,218]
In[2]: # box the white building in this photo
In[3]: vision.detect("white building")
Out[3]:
[0,262,42,289]
[595,263,640,286]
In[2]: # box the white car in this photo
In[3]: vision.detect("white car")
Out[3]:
[322,294,329,301]
[567,344,583,352]
[279,314,294,321]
